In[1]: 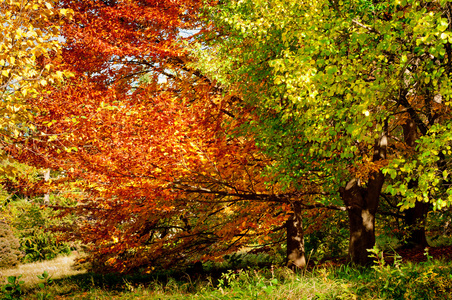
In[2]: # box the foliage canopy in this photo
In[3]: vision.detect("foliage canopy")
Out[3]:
[5,0,452,270]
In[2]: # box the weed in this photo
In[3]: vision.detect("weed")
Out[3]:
[35,271,53,300]
[424,247,433,262]
[1,275,24,300]
[366,246,452,299]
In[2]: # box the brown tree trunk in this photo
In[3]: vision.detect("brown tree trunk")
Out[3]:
[402,119,429,249]
[403,202,429,248]
[286,201,306,269]
[340,135,387,266]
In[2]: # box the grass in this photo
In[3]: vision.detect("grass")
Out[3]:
[36,269,354,300]
[0,254,85,287]
[1,252,452,299]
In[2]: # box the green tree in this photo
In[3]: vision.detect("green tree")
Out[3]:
[197,0,452,265]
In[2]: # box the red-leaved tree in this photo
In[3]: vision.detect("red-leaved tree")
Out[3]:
[9,0,341,272]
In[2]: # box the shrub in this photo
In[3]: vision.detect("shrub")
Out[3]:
[21,227,72,263]
[0,275,25,300]
[366,247,452,299]
[0,221,21,269]
[7,201,73,263]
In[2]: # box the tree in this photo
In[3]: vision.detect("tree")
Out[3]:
[199,0,452,265]
[57,0,204,87]
[0,0,72,176]
[15,71,314,271]
[8,0,355,272]
[7,0,295,272]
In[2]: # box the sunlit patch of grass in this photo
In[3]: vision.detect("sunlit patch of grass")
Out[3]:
[0,253,86,287]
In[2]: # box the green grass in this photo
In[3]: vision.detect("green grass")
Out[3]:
[1,253,452,300]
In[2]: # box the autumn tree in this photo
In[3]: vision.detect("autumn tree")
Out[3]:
[10,1,422,271]
[8,0,317,272]
[0,0,72,177]
[198,0,452,265]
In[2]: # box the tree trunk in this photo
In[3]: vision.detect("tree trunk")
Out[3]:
[340,179,379,265]
[43,169,50,204]
[340,135,387,266]
[286,201,306,269]
[402,119,429,248]
[403,202,429,248]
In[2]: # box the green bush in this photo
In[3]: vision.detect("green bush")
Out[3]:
[17,204,72,262]
[6,201,73,263]
[353,247,452,299]
[21,228,72,263]
[0,221,21,269]
[371,255,452,299]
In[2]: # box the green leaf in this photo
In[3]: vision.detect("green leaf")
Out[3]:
[437,18,449,31]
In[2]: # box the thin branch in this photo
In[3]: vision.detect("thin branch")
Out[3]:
[175,182,327,201]
[173,182,348,211]
[352,19,381,35]
[298,202,349,211]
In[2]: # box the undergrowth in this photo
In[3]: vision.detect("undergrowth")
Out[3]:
[1,249,451,299]
[331,247,452,300]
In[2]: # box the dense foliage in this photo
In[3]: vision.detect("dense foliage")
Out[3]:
[2,0,452,272]
[8,0,298,272]
[197,0,452,264]
[0,0,72,176]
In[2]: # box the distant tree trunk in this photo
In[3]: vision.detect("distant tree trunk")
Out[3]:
[340,135,387,266]
[402,119,429,249]
[403,201,429,248]
[286,201,306,269]
[43,169,50,204]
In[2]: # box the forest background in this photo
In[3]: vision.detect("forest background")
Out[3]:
[1,0,452,298]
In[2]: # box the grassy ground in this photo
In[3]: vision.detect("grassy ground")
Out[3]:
[1,250,452,299]
[0,254,85,287]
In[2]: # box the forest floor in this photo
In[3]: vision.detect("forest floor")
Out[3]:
[1,246,452,299]
[397,244,452,262]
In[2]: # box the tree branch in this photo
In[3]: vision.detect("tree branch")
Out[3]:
[352,19,381,35]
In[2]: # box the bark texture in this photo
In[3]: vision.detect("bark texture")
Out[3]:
[286,201,306,269]
[402,119,429,249]
[340,135,387,266]
[403,201,429,248]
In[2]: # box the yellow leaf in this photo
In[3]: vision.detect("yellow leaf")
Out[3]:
[14,28,23,39]
[55,70,64,80]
